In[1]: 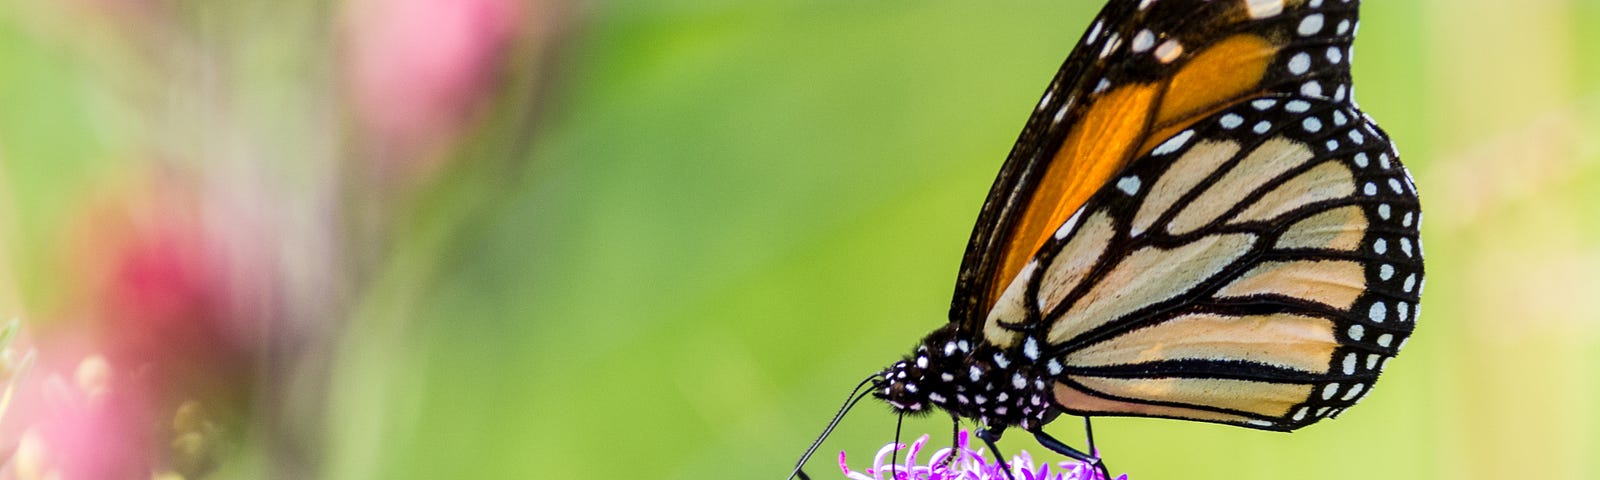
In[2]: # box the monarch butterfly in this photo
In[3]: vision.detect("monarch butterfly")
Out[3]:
[789,0,1421,478]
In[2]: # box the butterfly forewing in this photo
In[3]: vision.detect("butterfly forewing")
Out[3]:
[952,0,1365,332]
[965,0,1419,431]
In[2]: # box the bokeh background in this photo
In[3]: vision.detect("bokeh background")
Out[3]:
[0,1,1597,479]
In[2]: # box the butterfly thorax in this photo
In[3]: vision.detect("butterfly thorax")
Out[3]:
[875,324,1059,430]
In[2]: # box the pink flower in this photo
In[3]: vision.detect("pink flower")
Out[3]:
[8,354,158,480]
[343,0,524,174]
[64,183,255,397]
[838,430,1127,480]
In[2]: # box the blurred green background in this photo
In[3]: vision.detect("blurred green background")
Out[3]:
[2,1,1599,479]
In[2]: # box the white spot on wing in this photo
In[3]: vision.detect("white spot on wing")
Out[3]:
[1298,14,1326,36]
[1303,117,1323,133]
[1132,30,1155,52]
[1053,207,1085,240]
[1155,40,1184,63]
[1117,176,1142,195]
[1342,383,1366,401]
[1302,81,1323,97]
[1100,33,1122,58]
[1152,130,1195,156]
[1246,0,1284,19]
[1288,52,1311,75]
[1220,113,1244,129]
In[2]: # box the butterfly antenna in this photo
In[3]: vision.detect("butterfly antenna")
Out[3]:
[787,372,882,480]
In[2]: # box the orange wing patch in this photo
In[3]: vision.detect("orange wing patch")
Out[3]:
[1153,35,1277,131]
[985,34,1280,311]
[996,83,1159,306]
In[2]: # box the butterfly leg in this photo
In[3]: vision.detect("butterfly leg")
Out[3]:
[1084,416,1098,453]
[975,426,1018,480]
[934,415,960,470]
[888,412,905,478]
[1030,428,1111,480]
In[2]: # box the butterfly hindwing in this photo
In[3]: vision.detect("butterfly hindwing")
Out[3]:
[980,91,1420,431]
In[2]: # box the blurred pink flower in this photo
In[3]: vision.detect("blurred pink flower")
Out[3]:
[7,349,158,480]
[0,178,253,478]
[344,0,524,174]
[61,179,259,411]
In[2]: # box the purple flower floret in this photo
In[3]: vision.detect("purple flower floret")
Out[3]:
[838,430,1126,480]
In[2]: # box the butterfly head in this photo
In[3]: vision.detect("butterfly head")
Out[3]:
[874,325,1059,429]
